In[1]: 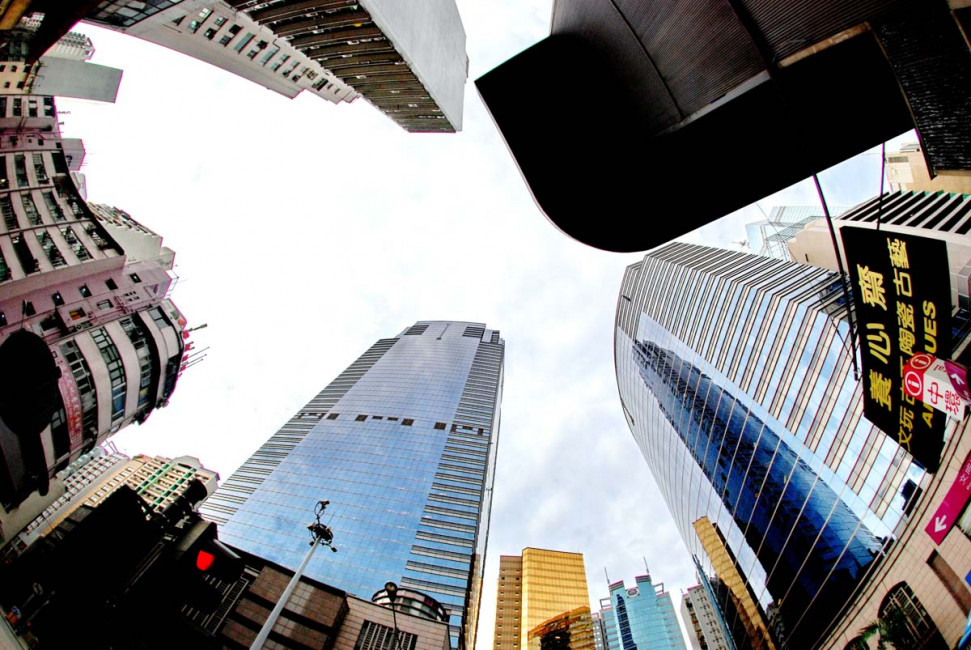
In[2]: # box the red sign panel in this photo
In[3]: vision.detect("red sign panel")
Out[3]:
[903,353,970,419]
[53,352,84,450]
[925,449,971,545]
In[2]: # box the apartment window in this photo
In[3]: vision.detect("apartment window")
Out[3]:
[130,273,141,283]
[1,195,17,230]
[402,419,414,426]
[43,191,65,221]
[0,311,5,326]
[259,47,279,66]
[91,328,126,422]
[0,251,8,282]
[32,153,47,183]
[271,54,289,72]
[326,413,339,420]
[13,153,27,185]
[355,415,367,421]
[233,33,254,53]
[120,317,153,410]
[203,28,217,39]
[37,231,67,267]
[23,300,34,316]
[79,284,91,298]
[213,16,226,27]
[52,291,64,306]
[60,226,91,261]
[106,278,118,290]
[96,300,111,310]
[220,24,242,46]
[21,194,41,225]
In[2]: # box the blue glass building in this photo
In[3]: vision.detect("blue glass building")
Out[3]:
[606,574,685,650]
[200,321,504,650]
[614,243,940,649]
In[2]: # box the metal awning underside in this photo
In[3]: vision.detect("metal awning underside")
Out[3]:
[477,0,971,252]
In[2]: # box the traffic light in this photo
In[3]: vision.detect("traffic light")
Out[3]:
[174,520,244,612]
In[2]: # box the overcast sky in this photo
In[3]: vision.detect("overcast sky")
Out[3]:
[57,2,912,646]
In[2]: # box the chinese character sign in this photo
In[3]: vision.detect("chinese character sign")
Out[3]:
[841,227,952,472]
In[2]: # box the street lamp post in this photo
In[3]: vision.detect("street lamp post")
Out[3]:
[385,581,400,650]
[250,500,337,649]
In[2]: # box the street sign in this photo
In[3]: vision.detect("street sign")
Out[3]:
[903,353,970,420]
[925,449,971,544]
[841,227,952,472]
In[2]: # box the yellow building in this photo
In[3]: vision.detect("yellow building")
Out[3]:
[493,548,593,650]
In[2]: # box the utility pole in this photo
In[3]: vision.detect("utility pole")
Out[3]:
[250,500,337,649]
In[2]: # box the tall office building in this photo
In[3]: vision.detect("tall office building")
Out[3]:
[83,0,468,132]
[604,573,685,650]
[613,242,962,649]
[493,547,594,650]
[201,321,504,650]
[0,91,188,545]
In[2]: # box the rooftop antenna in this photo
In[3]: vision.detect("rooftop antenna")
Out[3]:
[604,567,610,585]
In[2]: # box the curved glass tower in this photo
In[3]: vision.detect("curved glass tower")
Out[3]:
[201,321,504,650]
[614,243,930,649]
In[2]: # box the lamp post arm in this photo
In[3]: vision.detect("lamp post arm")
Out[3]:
[250,535,322,649]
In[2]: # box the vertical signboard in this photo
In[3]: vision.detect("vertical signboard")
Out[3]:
[841,227,951,472]
[52,350,83,450]
[925,449,971,544]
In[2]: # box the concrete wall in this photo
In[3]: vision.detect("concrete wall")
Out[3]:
[362,0,467,130]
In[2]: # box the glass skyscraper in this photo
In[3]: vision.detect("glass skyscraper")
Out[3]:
[606,573,685,650]
[614,243,951,649]
[200,321,504,650]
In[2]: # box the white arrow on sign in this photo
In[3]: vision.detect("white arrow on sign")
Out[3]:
[934,515,948,532]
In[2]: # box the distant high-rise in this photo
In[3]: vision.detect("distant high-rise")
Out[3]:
[744,205,847,262]
[0,21,122,102]
[4,450,217,555]
[614,242,960,648]
[604,573,685,650]
[681,584,731,650]
[595,598,619,650]
[493,548,594,650]
[201,321,504,650]
[84,0,468,132]
[885,143,971,195]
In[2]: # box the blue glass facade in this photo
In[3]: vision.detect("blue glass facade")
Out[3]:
[607,576,685,650]
[614,243,950,649]
[200,321,504,650]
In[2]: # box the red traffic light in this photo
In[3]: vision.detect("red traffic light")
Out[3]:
[196,550,215,571]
